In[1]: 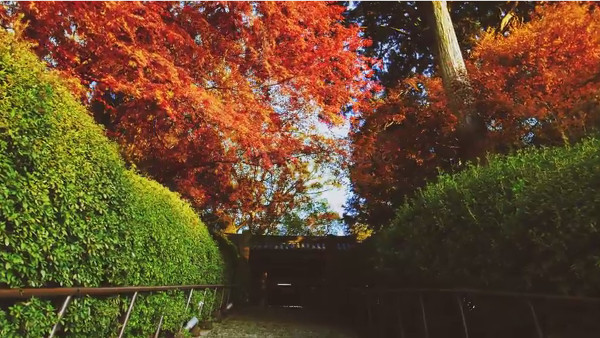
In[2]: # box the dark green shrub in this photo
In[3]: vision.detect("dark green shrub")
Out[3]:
[377,138,600,295]
[0,31,224,336]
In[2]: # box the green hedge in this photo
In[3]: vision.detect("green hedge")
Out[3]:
[0,31,224,336]
[377,138,600,295]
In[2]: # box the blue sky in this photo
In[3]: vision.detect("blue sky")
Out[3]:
[321,184,348,216]
[315,120,351,219]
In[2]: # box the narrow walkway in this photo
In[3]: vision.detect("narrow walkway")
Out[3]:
[207,307,357,338]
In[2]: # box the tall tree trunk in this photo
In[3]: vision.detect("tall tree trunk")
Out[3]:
[431,1,485,161]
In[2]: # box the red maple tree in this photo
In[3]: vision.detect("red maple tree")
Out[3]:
[1,2,379,233]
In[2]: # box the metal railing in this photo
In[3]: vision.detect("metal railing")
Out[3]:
[343,287,600,338]
[0,284,234,338]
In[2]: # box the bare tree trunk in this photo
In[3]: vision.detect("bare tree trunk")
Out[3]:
[431,1,485,161]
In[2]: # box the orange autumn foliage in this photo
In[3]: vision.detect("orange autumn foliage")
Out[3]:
[350,2,600,229]
[1,2,378,233]
[470,1,600,147]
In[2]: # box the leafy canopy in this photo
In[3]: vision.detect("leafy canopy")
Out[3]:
[0,1,379,233]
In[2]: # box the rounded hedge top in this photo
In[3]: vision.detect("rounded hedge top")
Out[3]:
[377,137,600,296]
[0,31,224,336]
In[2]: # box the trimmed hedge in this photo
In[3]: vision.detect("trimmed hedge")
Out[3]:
[377,138,600,295]
[0,31,224,336]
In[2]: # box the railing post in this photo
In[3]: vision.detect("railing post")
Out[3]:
[456,294,469,338]
[366,290,373,333]
[527,300,544,338]
[354,289,362,332]
[184,289,194,314]
[49,295,72,338]
[211,288,218,314]
[205,287,217,318]
[199,288,208,318]
[419,294,430,338]
[219,287,226,310]
[117,291,138,338]
[181,288,195,329]
[224,287,231,309]
[396,294,406,338]
[153,315,164,338]
[377,290,384,338]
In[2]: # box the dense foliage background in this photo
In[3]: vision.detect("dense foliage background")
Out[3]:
[347,2,600,230]
[0,31,224,336]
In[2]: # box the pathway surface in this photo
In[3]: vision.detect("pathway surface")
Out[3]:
[206,307,357,338]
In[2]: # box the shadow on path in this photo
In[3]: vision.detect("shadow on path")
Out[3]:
[207,307,357,338]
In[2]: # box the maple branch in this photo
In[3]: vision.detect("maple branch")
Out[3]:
[389,26,410,36]
[359,25,410,36]
[305,189,332,196]
[203,76,298,91]
[383,120,402,130]
[254,76,299,89]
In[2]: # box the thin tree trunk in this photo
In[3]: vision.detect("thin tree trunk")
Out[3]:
[431,1,485,161]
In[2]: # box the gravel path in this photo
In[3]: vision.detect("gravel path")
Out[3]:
[206,307,357,338]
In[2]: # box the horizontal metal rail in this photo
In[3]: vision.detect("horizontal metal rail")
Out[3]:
[0,284,235,337]
[351,287,600,303]
[0,284,231,299]
[349,286,600,338]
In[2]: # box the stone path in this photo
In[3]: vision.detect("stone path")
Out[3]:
[206,307,357,338]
